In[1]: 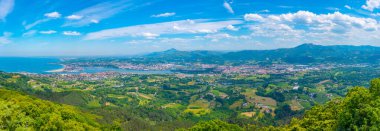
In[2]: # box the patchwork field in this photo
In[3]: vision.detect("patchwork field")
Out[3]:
[185,100,211,116]
[162,103,182,109]
[241,112,256,117]
[289,100,304,111]
[229,99,244,110]
[243,88,277,107]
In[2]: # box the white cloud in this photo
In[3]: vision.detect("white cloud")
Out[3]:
[24,19,50,30]
[223,1,234,14]
[25,11,61,29]
[0,32,11,45]
[22,30,37,37]
[151,12,176,17]
[125,39,154,44]
[204,33,234,42]
[244,14,264,22]
[226,25,239,31]
[278,6,293,9]
[0,0,14,21]
[362,0,380,11]
[91,19,99,24]
[344,5,352,10]
[243,11,380,46]
[63,31,81,36]
[326,7,339,11]
[44,12,61,18]
[66,15,83,20]
[259,9,270,13]
[250,23,301,38]
[371,13,380,16]
[40,30,57,34]
[141,32,159,39]
[85,19,243,40]
[272,11,378,31]
[63,1,132,27]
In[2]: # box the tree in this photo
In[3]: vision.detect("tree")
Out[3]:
[0,89,100,130]
[266,78,380,130]
[370,78,380,96]
[180,120,243,131]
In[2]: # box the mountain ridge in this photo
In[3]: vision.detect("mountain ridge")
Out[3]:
[155,43,380,53]
[144,43,380,64]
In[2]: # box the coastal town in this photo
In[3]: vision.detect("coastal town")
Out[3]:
[25,61,371,81]
[14,60,379,126]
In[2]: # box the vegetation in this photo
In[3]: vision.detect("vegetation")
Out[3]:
[179,120,243,131]
[182,78,380,130]
[0,89,100,130]
[281,78,380,130]
[66,44,380,65]
[0,68,380,130]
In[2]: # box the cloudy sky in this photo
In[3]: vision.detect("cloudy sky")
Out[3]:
[1,0,380,56]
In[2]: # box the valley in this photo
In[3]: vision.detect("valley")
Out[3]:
[1,44,380,130]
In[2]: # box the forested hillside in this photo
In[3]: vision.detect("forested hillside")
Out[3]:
[137,44,380,64]
[0,89,100,130]
[1,72,380,130]
[182,78,380,130]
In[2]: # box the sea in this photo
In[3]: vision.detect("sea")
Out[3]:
[0,57,63,74]
[0,57,172,74]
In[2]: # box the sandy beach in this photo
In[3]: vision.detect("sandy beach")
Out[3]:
[46,65,65,73]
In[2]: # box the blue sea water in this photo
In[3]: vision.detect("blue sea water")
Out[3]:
[0,57,63,74]
[0,57,172,74]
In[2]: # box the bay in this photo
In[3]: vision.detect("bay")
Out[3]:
[0,57,172,74]
[0,57,63,74]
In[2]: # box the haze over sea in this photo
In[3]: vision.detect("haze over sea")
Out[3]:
[0,57,63,74]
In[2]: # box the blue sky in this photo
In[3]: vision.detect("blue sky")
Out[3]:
[1,0,380,56]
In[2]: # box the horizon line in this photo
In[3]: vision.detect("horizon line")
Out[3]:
[0,43,378,57]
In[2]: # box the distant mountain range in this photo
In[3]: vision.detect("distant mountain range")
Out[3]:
[144,44,380,64]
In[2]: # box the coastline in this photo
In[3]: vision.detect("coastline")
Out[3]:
[46,64,65,73]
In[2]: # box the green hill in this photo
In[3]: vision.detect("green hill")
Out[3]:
[2,72,380,130]
[0,89,100,130]
[182,78,380,130]
[275,78,380,130]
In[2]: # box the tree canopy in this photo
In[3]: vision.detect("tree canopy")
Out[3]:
[0,89,100,130]
[183,78,380,130]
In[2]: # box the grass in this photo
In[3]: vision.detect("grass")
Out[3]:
[138,93,153,99]
[241,112,256,117]
[299,100,312,109]
[147,78,157,83]
[211,90,220,96]
[255,96,277,107]
[127,92,153,100]
[211,90,229,99]
[162,103,182,109]
[229,99,244,110]
[243,88,277,107]
[107,94,128,99]
[184,109,211,116]
[289,100,303,111]
[87,100,101,108]
[185,100,210,116]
